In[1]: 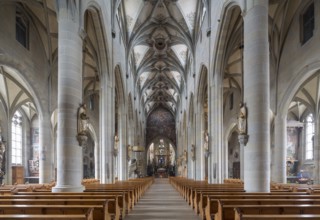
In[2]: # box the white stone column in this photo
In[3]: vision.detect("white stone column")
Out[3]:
[187,124,193,179]
[39,112,53,183]
[207,85,213,183]
[119,112,127,180]
[272,114,287,183]
[210,73,223,183]
[100,82,114,183]
[243,0,270,192]
[94,139,100,181]
[176,124,182,176]
[52,1,84,192]
[313,116,320,184]
[195,112,203,180]
[238,135,248,180]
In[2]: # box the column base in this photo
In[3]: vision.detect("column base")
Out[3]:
[52,184,85,192]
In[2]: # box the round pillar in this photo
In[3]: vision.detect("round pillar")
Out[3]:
[272,114,287,183]
[243,0,270,192]
[39,113,53,183]
[52,3,84,192]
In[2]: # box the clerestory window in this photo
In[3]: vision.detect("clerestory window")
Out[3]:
[301,2,314,44]
[16,8,29,49]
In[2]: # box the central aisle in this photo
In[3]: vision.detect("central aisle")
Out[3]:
[124,178,201,220]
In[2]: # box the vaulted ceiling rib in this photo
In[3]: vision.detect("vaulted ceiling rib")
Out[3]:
[120,0,203,115]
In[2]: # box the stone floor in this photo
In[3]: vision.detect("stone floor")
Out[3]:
[124,178,201,220]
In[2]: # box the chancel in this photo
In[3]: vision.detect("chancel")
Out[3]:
[1,0,320,219]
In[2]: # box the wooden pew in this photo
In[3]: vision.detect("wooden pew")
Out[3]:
[1,177,154,219]
[215,201,320,220]
[0,177,154,220]
[201,192,320,219]
[85,187,135,210]
[310,189,320,194]
[0,186,16,195]
[85,177,154,208]
[195,189,302,214]
[0,207,93,219]
[0,199,119,220]
[15,176,155,216]
[189,187,245,207]
[235,208,320,220]
[0,214,92,219]
[171,178,244,205]
[15,191,126,218]
[0,205,98,220]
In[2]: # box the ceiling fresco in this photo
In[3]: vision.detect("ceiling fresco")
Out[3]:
[146,107,176,146]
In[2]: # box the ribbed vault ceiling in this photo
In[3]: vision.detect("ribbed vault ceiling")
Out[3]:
[117,0,206,115]
[4,0,317,125]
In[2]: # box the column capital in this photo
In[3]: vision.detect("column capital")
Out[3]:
[242,0,268,17]
[238,134,249,146]
[55,0,80,22]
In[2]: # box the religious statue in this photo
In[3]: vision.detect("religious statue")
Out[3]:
[113,135,119,157]
[127,145,133,161]
[191,145,195,161]
[204,131,209,151]
[238,102,247,134]
[77,104,89,147]
[78,104,89,135]
[169,148,174,165]
[0,140,6,179]
[183,150,187,162]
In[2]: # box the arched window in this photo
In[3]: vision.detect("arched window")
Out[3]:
[11,111,22,165]
[305,114,314,160]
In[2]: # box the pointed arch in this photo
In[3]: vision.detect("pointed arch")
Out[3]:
[83,2,111,81]
[211,2,241,79]
[279,64,320,118]
[197,65,208,104]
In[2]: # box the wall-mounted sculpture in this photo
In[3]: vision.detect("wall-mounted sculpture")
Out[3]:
[204,131,210,158]
[76,104,89,147]
[191,144,195,161]
[238,102,247,135]
[127,145,133,161]
[0,127,6,183]
[113,135,119,157]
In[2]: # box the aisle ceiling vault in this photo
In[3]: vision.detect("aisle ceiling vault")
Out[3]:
[0,66,37,120]
[116,0,207,115]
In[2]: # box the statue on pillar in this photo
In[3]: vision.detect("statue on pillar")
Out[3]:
[0,143,5,174]
[203,131,210,157]
[238,102,247,135]
[191,145,195,161]
[0,127,6,183]
[113,134,119,157]
[127,145,133,161]
[77,104,89,147]
[183,150,187,162]
[203,132,209,151]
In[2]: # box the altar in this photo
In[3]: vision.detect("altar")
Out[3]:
[156,167,167,178]
[147,139,176,177]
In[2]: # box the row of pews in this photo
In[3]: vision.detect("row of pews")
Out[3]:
[0,177,154,219]
[169,177,320,220]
